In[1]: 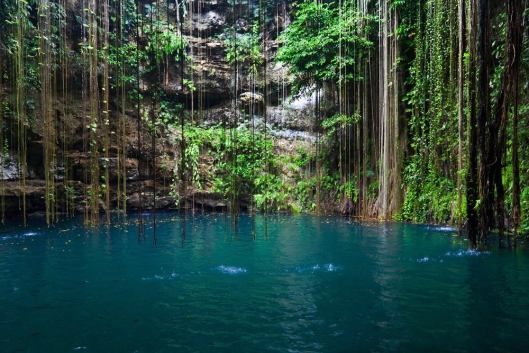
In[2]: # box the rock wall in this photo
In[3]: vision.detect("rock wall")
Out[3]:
[0,0,317,217]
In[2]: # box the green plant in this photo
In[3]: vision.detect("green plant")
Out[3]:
[277,0,376,90]
[222,22,263,74]
[295,177,318,211]
[254,173,291,212]
[321,113,359,135]
[339,180,359,203]
[145,23,187,63]
[521,187,529,233]
[400,162,457,224]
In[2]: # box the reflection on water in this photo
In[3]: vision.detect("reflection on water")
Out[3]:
[1,213,529,352]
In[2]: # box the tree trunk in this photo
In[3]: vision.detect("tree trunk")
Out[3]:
[510,0,523,239]
[466,0,479,246]
[457,0,466,235]
[476,0,492,243]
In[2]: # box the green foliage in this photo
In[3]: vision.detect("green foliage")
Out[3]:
[321,174,358,201]
[170,124,293,212]
[144,22,187,64]
[339,180,359,203]
[294,177,318,211]
[1,0,40,98]
[158,100,184,126]
[109,41,145,86]
[402,0,460,224]
[292,172,359,212]
[277,0,376,90]
[321,113,360,137]
[173,124,215,191]
[221,22,263,75]
[213,129,272,206]
[400,159,458,224]
[183,78,196,92]
[186,143,201,188]
[521,188,529,233]
[254,173,291,212]
[292,146,313,169]
[368,180,379,200]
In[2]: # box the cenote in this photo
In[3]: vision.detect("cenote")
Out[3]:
[1,214,529,353]
[2,0,529,350]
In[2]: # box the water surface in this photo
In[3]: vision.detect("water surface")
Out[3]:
[1,214,529,352]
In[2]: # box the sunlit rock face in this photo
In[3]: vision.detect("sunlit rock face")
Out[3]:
[194,10,227,33]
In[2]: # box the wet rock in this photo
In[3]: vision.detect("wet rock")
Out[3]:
[125,159,141,181]
[69,153,142,182]
[193,10,226,33]
[127,191,176,210]
[187,191,227,211]
[234,18,249,32]
[240,92,264,105]
[271,129,316,143]
[0,180,46,214]
[0,155,20,180]
[266,90,319,131]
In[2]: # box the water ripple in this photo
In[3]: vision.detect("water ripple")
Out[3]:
[291,263,342,273]
[416,248,491,263]
[141,272,180,281]
[0,231,41,241]
[215,265,247,275]
[428,226,457,232]
[445,249,491,257]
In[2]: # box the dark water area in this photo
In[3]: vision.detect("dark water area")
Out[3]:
[1,214,529,353]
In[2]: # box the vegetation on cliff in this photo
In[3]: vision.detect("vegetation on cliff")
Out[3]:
[0,0,528,246]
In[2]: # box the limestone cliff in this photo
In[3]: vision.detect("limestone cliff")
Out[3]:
[0,0,318,217]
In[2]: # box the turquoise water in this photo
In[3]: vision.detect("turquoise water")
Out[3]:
[1,214,529,353]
